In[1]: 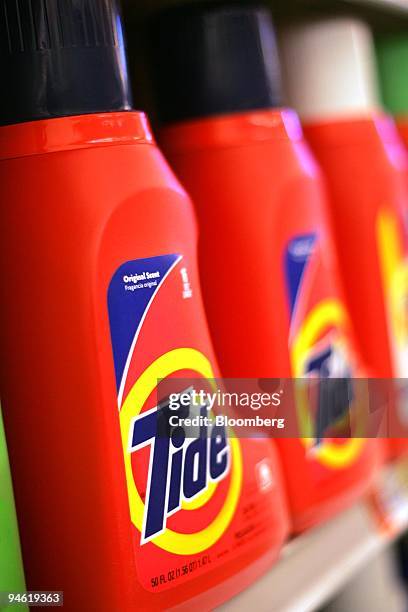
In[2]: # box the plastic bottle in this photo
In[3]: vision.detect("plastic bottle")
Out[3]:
[0,408,26,611]
[150,5,380,533]
[0,1,288,609]
[281,17,408,379]
[376,32,408,456]
[280,17,408,458]
[376,33,408,149]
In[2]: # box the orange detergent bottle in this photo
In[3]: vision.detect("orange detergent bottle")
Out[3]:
[376,32,408,457]
[0,1,288,610]
[150,4,380,532]
[281,17,408,458]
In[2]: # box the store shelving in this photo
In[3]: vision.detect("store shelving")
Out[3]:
[221,457,408,612]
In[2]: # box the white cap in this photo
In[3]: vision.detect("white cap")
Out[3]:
[279,17,381,121]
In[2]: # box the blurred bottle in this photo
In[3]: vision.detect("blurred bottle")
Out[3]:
[149,4,380,533]
[0,0,288,609]
[281,18,408,457]
[376,33,408,150]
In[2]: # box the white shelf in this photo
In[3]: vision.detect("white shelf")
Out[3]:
[220,457,408,612]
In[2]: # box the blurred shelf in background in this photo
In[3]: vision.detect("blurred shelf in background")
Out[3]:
[220,456,408,612]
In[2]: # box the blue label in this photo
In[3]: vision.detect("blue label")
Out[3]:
[285,233,316,318]
[107,254,181,394]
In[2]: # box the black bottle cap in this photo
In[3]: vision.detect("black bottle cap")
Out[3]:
[150,3,282,124]
[0,0,133,126]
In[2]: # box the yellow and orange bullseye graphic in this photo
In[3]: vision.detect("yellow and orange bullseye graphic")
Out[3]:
[119,348,242,555]
[291,299,366,469]
[377,209,408,377]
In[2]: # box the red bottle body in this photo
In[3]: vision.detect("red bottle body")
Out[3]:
[0,112,288,610]
[160,108,380,532]
[305,114,408,458]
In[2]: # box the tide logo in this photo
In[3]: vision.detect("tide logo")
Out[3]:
[129,402,230,544]
[304,339,353,444]
[291,299,365,468]
[119,348,242,555]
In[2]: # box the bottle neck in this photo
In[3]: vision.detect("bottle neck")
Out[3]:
[0,111,154,161]
[159,108,303,154]
[303,112,402,147]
